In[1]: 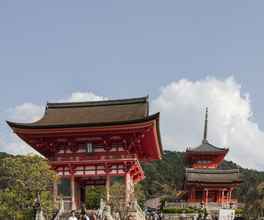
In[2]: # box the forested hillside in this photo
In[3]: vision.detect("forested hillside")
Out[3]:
[1,150,264,204]
[141,150,264,203]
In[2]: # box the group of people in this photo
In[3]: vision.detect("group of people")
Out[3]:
[68,210,97,220]
[145,208,162,220]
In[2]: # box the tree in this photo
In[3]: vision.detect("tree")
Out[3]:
[0,155,56,219]
[243,182,264,219]
[107,181,145,220]
[86,186,106,209]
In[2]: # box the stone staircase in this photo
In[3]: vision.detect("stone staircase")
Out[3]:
[50,199,146,220]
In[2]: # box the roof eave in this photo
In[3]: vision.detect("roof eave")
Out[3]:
[185,149,229,155]
[6,113,160,130]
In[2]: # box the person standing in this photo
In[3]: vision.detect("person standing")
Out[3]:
[68,210,78,220]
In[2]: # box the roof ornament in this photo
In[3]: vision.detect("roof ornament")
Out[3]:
[202,107,208,144]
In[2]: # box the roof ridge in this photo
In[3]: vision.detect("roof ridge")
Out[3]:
[47,96,149,109]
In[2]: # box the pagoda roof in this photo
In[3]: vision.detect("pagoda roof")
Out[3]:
[185,168,241,184]
[7,96,153,129]
[186,140,228,154]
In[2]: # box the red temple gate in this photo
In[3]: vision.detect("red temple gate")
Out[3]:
[7,97,162,210]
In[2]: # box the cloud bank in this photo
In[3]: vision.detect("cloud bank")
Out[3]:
[2,78,264,170]
[152,76,262,169]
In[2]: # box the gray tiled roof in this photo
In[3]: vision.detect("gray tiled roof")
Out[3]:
[7,96,155,128]
[189,141,226,153]
[185,168,241,183]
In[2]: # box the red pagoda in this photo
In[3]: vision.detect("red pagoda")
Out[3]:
[184,108,241,206]
[7,97,162,210]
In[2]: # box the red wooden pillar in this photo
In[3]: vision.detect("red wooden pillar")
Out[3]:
[193,187,196,202]
[191,190,193,202]
[71,175,76,210]
[221,189,225,206]
[217,190,221,204]
[228,189,233,203]
[125,171,130,206]
[202,190,205,204]
[188,190,191,202]
[205,189,208,205]
[228,190,231,204]
[229,190,233,203]
[106,174,111,203]
[75,181,81,209]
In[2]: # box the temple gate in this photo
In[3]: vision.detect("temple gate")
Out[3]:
[7,97,162,211]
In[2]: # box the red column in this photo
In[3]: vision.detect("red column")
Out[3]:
[75,181,80,209]
[218,190,222,204]
[191,187,196,202]
[106,174,111,203]
[202,190,205,204]
[229,190,233,203]
[205,189,208,205]
[221,189,225,206]
[71,175,76,210]
[188,190,192,202]
[125,172,130,206]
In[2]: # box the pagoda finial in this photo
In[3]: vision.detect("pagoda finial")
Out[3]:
[202,107,208,144]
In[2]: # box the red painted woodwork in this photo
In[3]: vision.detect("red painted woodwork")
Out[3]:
[185,150,228,169]
[9,118,162,187]
[185,148,238,205]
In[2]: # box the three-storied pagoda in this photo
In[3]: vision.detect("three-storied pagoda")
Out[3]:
[7,97,162,210]
[184,108,241,206]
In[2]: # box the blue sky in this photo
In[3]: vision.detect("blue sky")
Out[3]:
[1,1,264,169]
[1,1,264,111]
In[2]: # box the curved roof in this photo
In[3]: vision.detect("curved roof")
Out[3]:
[186,140,228,154]
[7,96,152,129]
[6,96,163,160]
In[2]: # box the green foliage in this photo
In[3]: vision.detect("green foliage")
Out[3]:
[0,152,11,160]
[134,183,146,208]
[243,182,264,219]
[141,151,184,198]
[0,154,56,219]
[86,186,105,209]
[235,208,244,216]
[108,182,127,220]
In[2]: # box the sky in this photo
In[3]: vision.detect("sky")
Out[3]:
[1,1,264,169]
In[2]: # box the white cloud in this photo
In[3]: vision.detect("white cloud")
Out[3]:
[7,92,107,123]
[65,92,107,102]
[152,76,263,169]
[8,103,44,123]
